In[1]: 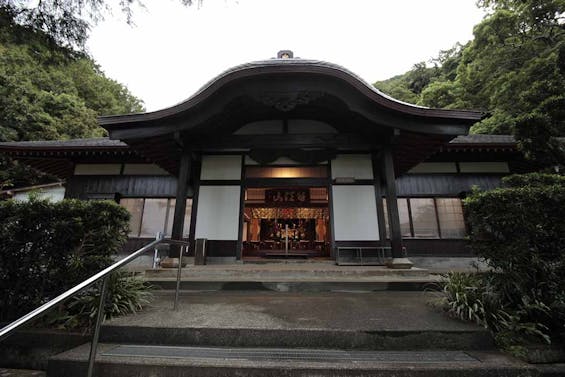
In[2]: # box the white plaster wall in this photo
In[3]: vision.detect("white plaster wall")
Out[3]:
[74,164,121,175]
[122,164,169,175]
[195,186,241,240]
[459,162,510,173]
[409,162,457,174]
[13,186,65,202]
[332,185,379,241]
[331,155,374,180]
[200,155,242,180]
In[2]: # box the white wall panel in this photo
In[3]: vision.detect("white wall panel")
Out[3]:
[408,162,457,174]
[195,186,241,240]
[332,185,379,241]
[122,164,169,175]
[200,155,242,180]
[331,155,373,180]
[74,164,121,175]
[459,162,510,173]
[13,186,65,202]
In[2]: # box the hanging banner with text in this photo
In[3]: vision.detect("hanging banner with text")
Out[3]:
[265,189,310,205]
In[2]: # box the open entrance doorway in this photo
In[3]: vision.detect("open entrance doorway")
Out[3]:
[242,187,331,260]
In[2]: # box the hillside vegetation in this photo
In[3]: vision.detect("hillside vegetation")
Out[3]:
[374,0,565,166]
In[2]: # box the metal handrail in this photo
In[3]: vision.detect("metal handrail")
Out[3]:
[0,235,190,376]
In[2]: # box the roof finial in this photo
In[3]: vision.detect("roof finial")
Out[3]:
[277,50,293,59]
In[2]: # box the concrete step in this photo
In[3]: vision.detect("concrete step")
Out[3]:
[47,343,536,377]
[144,265,431,281]
[144,265,437,291]
[99,323,492,351]
[147,280,439,292]
[98,291,492,351]
[0,369,45,377]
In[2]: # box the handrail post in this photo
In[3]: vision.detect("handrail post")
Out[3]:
[153,232,163,269]
[87,275,110,377]
[173,244,184,311]
[285,224,289,258]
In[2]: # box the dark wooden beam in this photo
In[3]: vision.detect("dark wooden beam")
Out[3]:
[187,159,201,256]
[170,151,191,257]
[244,178,329,188]
[371,152,387,243]
[236,155,246,261]
[187,133,375,150]
[382,146,404,259]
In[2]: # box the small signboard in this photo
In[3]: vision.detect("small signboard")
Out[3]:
[265,189,310,205]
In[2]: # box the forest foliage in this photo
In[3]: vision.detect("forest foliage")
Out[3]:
[374,0,565,166]
[439,173,565,354]
[0,5,145,188]
[0,199,130,320]
[0,7,144,142]
[0,0,196,50]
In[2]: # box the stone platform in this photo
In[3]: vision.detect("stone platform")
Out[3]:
[47,291,537,376]
[143,262,437,291]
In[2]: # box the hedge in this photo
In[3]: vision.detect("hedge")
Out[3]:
[463,173,565,345]
[502,172,565,188]
[0,199,130,321]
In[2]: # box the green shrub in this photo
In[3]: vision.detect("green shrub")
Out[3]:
[50,271,152,330]
[440,272,554,355]
[439,272,487,325]
[0,198,130,321]
[502,172,565,188]
[459,173,565,349]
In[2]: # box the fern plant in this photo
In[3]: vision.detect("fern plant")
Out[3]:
[51,271,152,331]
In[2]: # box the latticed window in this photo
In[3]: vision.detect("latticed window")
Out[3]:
[384,197,466,239]
[120,198,192,238]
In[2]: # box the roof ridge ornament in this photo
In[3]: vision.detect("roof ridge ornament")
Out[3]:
[277,50,294,59]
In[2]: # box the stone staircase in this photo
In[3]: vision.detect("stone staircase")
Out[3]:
[143,263,437,292]
[46,289,537,377]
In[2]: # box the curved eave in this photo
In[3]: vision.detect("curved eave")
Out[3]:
[0,145,129,152]
[0,139,135,178]
[442,143,518,153]
[99,59,485,128]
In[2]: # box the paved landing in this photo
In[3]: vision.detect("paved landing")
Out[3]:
[0,370,45,377]
[104,290,476,332]
[144,263,433,282]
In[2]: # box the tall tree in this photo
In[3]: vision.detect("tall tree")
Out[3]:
[0,12,144,142]
[0,0,197,50]
[375,0,565,167]
[0,8,144,189]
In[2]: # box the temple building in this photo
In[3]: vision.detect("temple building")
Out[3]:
[0,51,531,269]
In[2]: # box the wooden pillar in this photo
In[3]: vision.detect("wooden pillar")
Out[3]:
[187,158,201,257]
[170,151,191,257]
[382,146,413,269]
[236,155,245,261]
[372,153,387,243]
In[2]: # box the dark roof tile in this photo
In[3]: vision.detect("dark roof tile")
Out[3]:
[450,134,516,144]
[0,137,127,149]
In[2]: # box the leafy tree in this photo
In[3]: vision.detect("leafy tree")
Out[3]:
[374,44,465,107]
[373,73,419,104]
[0,8,145,188]
[374,62,440,105]
[0,15,144,142]
[0,0,197,50]
[375,0,565,167]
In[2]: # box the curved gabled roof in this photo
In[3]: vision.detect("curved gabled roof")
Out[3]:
[99,58,484,128]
